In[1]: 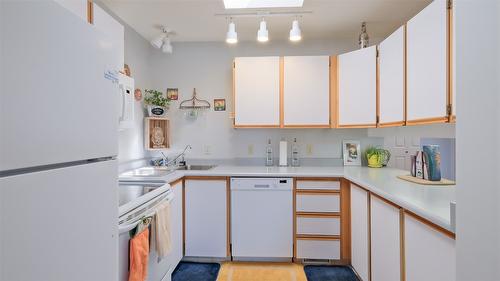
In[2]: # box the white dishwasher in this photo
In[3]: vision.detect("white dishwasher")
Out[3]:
[231,178,293,261]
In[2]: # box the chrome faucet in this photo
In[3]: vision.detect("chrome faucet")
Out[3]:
[163,145,192,167]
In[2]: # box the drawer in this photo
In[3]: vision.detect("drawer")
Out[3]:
[297,216,340,236]
[296,193,340,213]
[296,239,340,260]
[296,180,340,190]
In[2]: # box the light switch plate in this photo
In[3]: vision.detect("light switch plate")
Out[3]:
[247,144,254,155]
[306,144,313,155]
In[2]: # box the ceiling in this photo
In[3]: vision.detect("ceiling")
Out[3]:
[100,0,432,43]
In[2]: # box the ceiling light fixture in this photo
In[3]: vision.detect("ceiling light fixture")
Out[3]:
[151,26,174,54]
[162,36,173,53]
[226,19,238,44]
[257,19,269,42]
[289,19,301,42]
[223,0,304,9]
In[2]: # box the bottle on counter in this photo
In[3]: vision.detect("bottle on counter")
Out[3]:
[291,138,300,167]
[265,139,273,167]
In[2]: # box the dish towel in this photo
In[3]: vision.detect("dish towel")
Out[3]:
[155,200,172,259]
[128,228,150,281]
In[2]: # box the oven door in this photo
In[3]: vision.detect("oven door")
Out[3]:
[118,187,174,281]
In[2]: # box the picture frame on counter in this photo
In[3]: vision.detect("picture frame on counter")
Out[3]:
[167,88,179,100]
[214,99,226,111]
[343,140,361,166]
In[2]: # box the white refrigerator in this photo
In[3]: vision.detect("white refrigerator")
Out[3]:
[1,2,120,280]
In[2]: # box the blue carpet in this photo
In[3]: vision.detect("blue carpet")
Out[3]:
[172,262,220,281]
[304,265,359,281]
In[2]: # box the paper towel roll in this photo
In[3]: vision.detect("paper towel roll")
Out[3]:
[279,140,288,167]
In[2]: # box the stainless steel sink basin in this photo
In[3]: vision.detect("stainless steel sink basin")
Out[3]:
[176,165,216,171]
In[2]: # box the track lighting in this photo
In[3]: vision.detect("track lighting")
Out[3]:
[151,26,174,54]
[162,37,173,53]
[226,19,238,44]
[257,19,269,42]
[359,22,369,49]
[289,19,301,41]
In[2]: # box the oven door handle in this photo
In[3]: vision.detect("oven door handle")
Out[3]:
[118,194,174,234]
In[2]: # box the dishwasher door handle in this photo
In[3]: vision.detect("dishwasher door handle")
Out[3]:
[254,184,271,188]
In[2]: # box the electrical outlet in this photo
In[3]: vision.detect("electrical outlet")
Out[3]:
[203,145,212,155]
[247,145,254,155]
[306,144,313,156]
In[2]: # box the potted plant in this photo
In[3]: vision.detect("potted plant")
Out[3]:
[144,89,171,117]
[365,146,384,168]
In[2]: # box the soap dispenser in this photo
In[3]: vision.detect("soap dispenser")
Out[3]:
[265,139,273,166]
[291,138,300,167]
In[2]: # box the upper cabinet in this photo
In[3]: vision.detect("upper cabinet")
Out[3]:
[234,57,281,128]
[406,0,450,124]
[378,26,406,127]
[337,46,377,128]
[92,2,125,72]
[53,0,90,23]
[283,56,330,127]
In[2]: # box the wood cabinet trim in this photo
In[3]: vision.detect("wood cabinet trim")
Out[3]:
[338,123,377,129]
[182,178,186,256]
[184,176,228,181]
[226,177,231,258]
[376,45,381,127]
[330,56,339,128]
[282,124,331,128]
[400,208,406,281]
[370,192,401,210]
[378,121,406,128]
[293,179,297,259]
[340,179,351,262]
[296,235,341,241]
[406,116,449,125]
[87,0,93,24]
[169,178,183,187]
[296,190,340,195]
[447,0,454,122]
[404,24,408,126]
[233,125,280,129]
[404,209,456,239]
[295,177,341,182]
[296,212,341,217]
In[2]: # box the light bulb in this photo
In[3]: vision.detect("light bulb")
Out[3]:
[257,19,269,42]
[289,20,301,41]
[226,21,238,44]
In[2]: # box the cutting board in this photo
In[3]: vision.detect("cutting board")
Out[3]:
[397,175,455,186]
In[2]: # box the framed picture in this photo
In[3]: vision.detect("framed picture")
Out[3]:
[343,140,361,166]
[214,99,226,111]
[167,88,178,100]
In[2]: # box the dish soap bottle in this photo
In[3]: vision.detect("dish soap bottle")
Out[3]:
[265,139,273,166]
[291,138,300,167]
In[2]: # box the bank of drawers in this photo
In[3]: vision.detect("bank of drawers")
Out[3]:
[294,179,343,261]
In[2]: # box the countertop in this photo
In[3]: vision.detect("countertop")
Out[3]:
[120,165,456,233]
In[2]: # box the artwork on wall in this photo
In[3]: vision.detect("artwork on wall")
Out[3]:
[214,99,226,111]
[134,89,142,101]
[343,140,361,166]
[167,88,179,100]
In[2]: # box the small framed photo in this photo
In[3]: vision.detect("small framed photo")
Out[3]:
[343,140,361,166]
[167,88,178,100]
[214,99,226,111]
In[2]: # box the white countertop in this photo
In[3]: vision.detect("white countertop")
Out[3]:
[120,165,456,233]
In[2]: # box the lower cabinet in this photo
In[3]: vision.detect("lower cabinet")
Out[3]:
[370,195,401,281]
[350,184,370,281]
[184,178,228,258]
[296,238,340,260]
[169,180,184,270]
[404,213,456,281]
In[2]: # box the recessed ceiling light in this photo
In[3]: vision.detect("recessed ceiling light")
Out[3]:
[223,0,304,9]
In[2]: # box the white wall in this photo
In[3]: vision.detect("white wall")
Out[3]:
[455,1,500,280]
[148,40,387,160]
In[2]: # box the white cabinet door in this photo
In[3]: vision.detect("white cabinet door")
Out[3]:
[93,2,124,72]
[170,181,184,270]
[234,57,280,127]
[283,56,330,126]
[370,195,401,281]
[379,26,405,126]
[338,46,377,127]
[185,179,227,258]
[351,184,370,281]
[406,0,448,122]
[405,214,456,281]
[53,0,89,22]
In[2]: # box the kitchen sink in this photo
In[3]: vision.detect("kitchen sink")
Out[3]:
[119,166,175,178]
[175,164,216,171]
